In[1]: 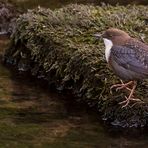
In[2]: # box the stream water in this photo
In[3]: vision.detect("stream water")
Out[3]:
[0,0,148,147]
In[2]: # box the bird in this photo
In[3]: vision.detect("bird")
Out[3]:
[94,28,148,107]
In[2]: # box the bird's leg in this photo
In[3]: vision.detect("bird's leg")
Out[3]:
[110,80,133,92]
[117,80,132,91]
[118,81,141,108]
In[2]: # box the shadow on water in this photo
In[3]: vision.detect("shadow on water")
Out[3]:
[1,37,148,147]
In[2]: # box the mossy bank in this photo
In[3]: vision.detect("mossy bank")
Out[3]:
[4,4,148,127]
[0,1,21,34]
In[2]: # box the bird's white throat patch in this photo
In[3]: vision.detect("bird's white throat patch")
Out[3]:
[103,38,113,62]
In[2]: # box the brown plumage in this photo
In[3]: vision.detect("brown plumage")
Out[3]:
[95,28,148,107]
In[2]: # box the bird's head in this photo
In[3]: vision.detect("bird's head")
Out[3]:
[94,28,130,46]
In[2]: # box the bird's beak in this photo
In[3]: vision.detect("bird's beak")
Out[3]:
[93,33,102,39]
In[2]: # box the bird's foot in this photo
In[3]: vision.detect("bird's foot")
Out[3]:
[110,84,131,92]
[110,81,133,92]
[119,96,142,108]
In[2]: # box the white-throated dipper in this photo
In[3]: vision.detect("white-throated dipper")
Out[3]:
[95,28,148,107]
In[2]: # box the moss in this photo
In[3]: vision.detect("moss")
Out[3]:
[4,4,148,127]
[0,0,21,34]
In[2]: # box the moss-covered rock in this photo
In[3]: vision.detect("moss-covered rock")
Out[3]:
[0,1,21,34]
[4,4,148,127]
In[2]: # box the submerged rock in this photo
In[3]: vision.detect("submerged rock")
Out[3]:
[4,4,148,127]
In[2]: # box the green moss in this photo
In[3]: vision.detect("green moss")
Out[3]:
[5,4,148,127]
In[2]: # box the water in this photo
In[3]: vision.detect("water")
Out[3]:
[1,1,148,147]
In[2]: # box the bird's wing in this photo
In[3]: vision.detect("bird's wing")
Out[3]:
[111,45,148,75]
